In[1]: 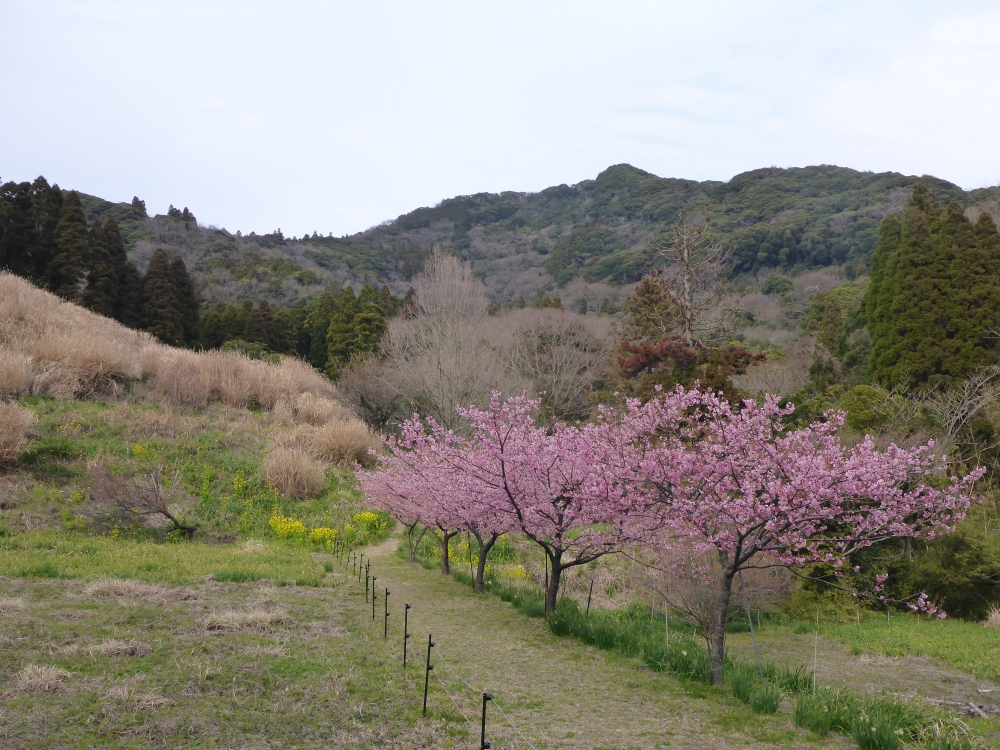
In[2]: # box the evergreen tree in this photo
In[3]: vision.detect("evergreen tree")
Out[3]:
[169,255,200,345]
[304,291,339,370]
[81,221,118,317]
[27,177,64,281]
[325,287,359,377]
[325,284,385,379]
[142,248,184,345]
[245,300,273,344]
[47,191,88,300]
[101,218,142,328]
[116,258,144,329]
[866,185,1000,389]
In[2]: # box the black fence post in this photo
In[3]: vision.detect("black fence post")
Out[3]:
[422,633,435,715]
[384,588,390,638]
[480,692,494,749]
[353,552,357,577]
[359,553,364,583]
[403,603,411,666]
[372,577,378,620]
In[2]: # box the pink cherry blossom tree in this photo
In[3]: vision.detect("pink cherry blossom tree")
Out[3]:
[600,387,982,685]
[458,393,640,616]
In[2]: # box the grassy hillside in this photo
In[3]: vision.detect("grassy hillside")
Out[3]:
[75,164,1000,309]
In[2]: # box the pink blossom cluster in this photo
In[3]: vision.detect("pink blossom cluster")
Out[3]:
[360,387,981,619]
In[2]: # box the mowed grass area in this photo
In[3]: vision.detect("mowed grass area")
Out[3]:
[0,532,328,586]
[816,616,1000,684]
[0,554,444,748]
[0,535,851,750]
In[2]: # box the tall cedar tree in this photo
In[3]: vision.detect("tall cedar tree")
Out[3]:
[142,248,185,345]
[325,284,386,379]
[104,218,143,328]
[866,184,1000,389]
[47,191,89,300]
[82,221,118,316]
[169,255,199,344]
[0,178,63,278]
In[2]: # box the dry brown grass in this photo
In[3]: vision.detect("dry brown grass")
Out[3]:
[0,272,337,409]
[80,578,195,603]
[105,685,172,709]
[0,350,34,398]
[984,606,1000,628]
[0,401,36,466]
[311,416,382,467]
[0,596,26,611]
[16,664,71,692]
[87,639,152,657]
[263,447,327,499]
[294,392,347,424]
[205,607,290,633]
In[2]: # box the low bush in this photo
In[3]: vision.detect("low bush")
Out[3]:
[0,401,35,465]
[263,447,327,499]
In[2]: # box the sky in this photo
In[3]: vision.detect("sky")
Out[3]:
[2,0,1000,237]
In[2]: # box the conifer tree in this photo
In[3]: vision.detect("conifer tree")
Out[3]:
[47,191,88,300]
[142,248,184,345]
[168,255,199,345]
[81,221,118,317]
[27,177,63,281]
[100,218,143,328]
[325,284,387,379]
[325,287,360,378]
[866,185,1000,389]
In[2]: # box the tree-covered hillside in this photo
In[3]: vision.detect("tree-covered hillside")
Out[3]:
[6,165,1000,308]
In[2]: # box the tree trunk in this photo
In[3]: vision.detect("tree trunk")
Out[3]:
[439,529,458,575]
[710,565,737,685]
[406,523,428,563]
[472,532,499,592]
[544,550,564,617]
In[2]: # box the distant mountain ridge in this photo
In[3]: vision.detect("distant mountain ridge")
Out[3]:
[71,164,1000,308]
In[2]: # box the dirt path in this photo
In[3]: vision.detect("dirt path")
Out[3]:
[337,539,849,750]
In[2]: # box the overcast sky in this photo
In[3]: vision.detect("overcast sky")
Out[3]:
[2,1,999,237]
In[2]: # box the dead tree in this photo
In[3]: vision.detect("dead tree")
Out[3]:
[88,463,197,539]
[647,218,735,346]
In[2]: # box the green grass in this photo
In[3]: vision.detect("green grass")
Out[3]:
[0,531,325,585]
[817,616,1000,684]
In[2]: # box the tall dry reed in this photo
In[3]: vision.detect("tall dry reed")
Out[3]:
[0,272,336,408]
[0,402,36,465]
[263,447,327,499]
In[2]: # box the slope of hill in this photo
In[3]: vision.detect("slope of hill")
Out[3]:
[64,165,1000,308]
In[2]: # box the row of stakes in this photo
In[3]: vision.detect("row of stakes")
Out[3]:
[331,538,496,750]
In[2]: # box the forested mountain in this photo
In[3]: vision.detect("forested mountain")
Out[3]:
[5,165,1000,311]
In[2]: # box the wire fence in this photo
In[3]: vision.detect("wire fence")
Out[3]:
[330,542,540,749]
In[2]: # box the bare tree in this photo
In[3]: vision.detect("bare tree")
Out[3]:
[379,247,523,431]
[491,307,613,421]
[88,463,196,538]
[648,218,734,346]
